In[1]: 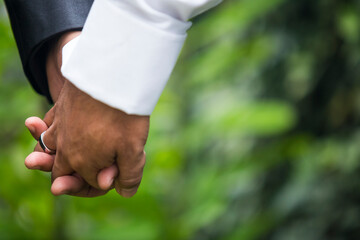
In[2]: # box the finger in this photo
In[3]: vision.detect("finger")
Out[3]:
[51,174,84,196]
[25,152,55,171]
[25,117,48,140]
[42,125,57,151]
[114,150,146,198]
[51,174,109,197]
[34,142,44,152]
[69,150,116,190]
[43,106,56,127]
[51,150,73,182]
[26,118,50,153]
[97,164,118,190]
[73,160,101,190]
[51,146,104,189]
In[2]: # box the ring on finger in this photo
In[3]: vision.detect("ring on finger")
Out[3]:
[39,131,56,154]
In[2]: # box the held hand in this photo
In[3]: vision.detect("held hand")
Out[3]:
[42,80,149,197]
[23,30,117,197]
[25,116,118,197]
[28,30,149,198]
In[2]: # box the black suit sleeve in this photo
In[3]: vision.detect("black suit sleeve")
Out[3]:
[4,0,94,102]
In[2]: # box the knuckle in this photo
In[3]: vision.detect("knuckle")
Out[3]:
[118,176,142,190]
[125,141,144,157]
[68,156,84,171]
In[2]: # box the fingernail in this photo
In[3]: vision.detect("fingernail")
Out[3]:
[107,177,115,188]
[32,165,41,170]
[119,189,135,198]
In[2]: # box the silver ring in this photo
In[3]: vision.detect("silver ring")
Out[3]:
[39,131,55,154]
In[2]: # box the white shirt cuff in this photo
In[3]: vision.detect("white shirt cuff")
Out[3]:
[61,0,222,115]
[61,0,189,115]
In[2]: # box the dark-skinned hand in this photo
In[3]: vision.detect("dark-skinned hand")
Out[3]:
[25,31,149,197]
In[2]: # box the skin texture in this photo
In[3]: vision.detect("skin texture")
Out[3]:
[25,116,118,197]
[25,31,117,197]
[46,31,81,102]
[45,80,149,197]
[25,31,150,197]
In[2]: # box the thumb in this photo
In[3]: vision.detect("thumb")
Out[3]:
[51,174,85,196]
[97,164,118,190]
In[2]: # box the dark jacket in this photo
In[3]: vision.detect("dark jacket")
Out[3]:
[4,0,93,102]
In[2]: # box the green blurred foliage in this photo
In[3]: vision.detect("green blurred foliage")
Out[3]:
[1,0,360,239]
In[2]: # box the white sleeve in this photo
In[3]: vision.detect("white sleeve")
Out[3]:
[61,0,222,115]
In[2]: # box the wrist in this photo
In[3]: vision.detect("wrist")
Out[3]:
[46,31,81,102]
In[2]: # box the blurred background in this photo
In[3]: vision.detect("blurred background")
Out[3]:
[1,0,360,239]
